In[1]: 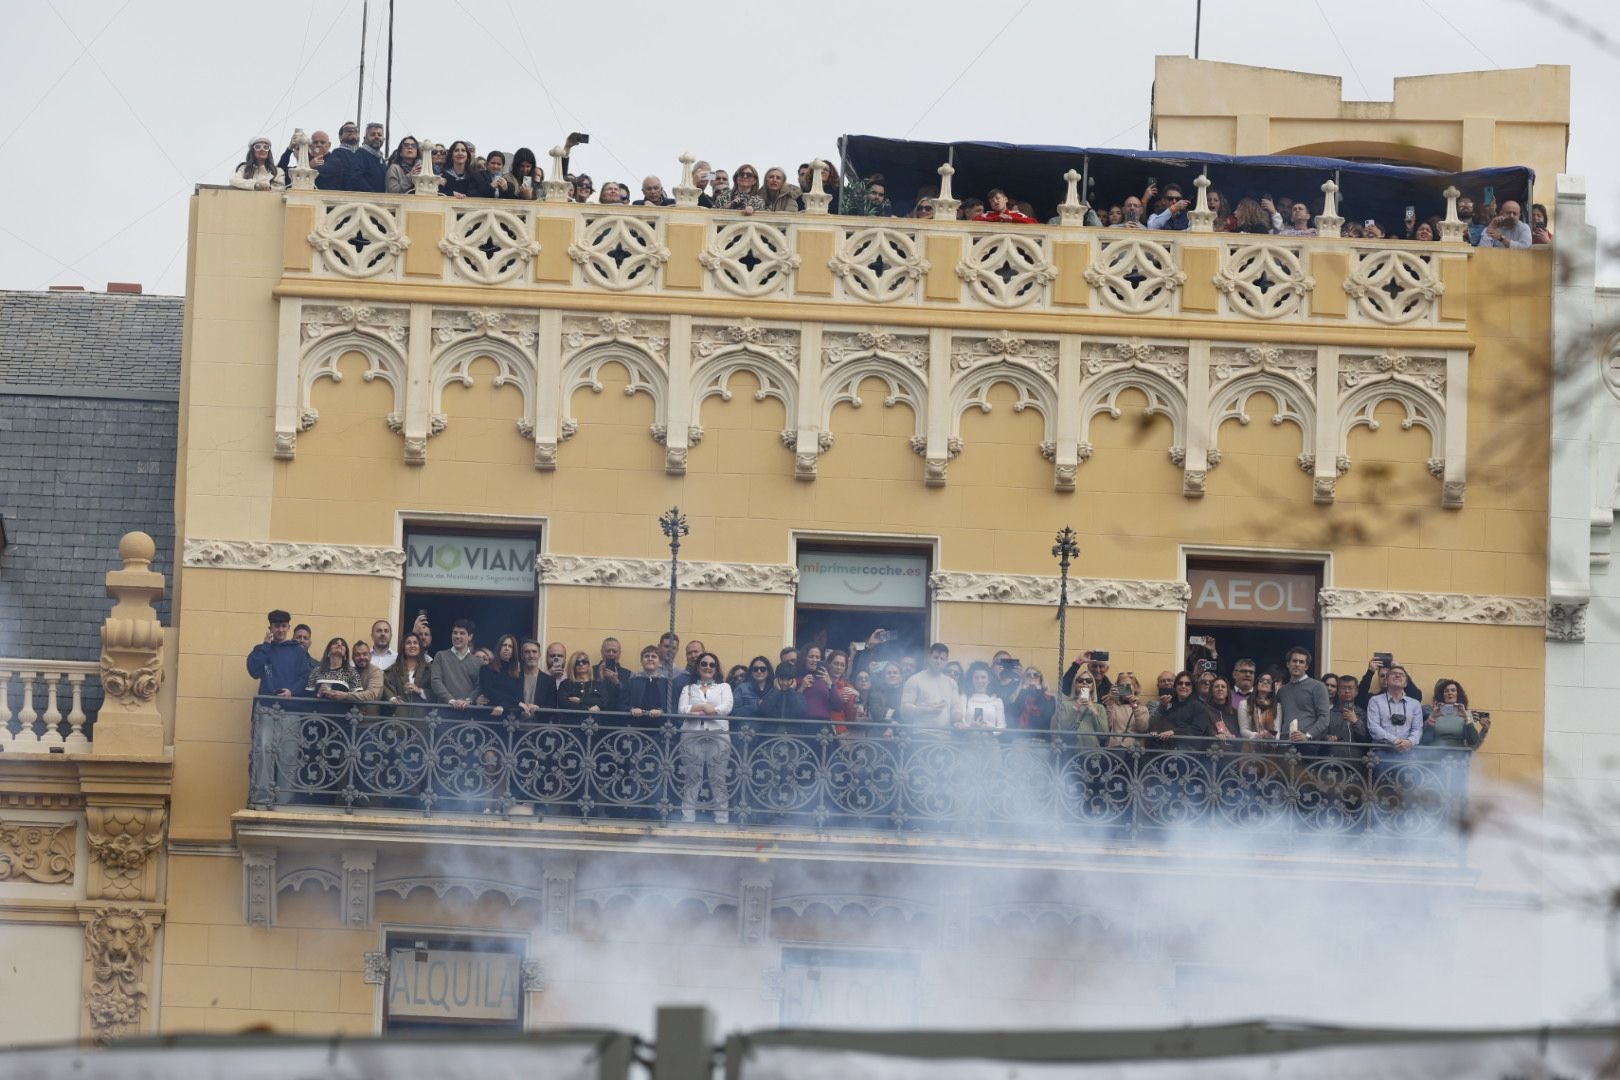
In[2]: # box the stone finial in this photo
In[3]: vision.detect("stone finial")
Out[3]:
[673,151,700,207]
[287,128,316,191]
[543,146,572,202]
[802,158,832,215]
[1188,173,1216,232]
[96,531,167,756]
[933,162,961,221]
[412,139,443,196]
[1317,179,1344,239]
[1439,184,1467,242]
[1058,169,1086,227]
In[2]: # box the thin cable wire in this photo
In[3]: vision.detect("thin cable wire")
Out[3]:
[505,0,567,138]
[44,0,190,183]
[1312,0,1373,100]
[1418,0,1500,68]
[902,0,1037,138]
[275,1,356,135]
[0,0,135,156]
[275,0,318,134]
[450,0,633,175]
[1096,117,1149,149]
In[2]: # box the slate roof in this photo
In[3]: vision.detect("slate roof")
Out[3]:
[0,290,182,397]
[0,290,182,671]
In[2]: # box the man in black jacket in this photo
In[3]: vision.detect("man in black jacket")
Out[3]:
[754,663,809,735]
[623,645,671,727]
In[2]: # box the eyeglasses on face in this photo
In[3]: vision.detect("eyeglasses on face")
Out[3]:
[750,665,770,673]
[1076,678,1095,684]
[698,661,717,669]
[1174,679,1193,687]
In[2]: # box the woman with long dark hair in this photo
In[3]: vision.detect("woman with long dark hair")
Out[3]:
[479,634,524,716]
[438,141,475,198]
[1148,671,1214,742]
[733,655,774,718]
[385,136,422,194]
[307,637,358,697]
[503,147,540,200]
[232,137,285,191]
[1424,678,1490,748]
[384,633,430,705]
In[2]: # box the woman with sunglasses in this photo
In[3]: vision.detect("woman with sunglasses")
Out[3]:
[1054,666,1108,746]
[677,652,733,823]
[232,137,285,191]
[558,651,604,713]
[385,136,422,194]
[721,164,766,215]
[1149,671,1216,742]
[733,655,775,717]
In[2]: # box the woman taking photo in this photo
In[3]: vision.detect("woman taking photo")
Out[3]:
[231,137,285,191]
[479,635,524,717]
[502,147,540,200]
[383,633,430,705]
[558,651,605,713]
[1009,667,1056,734]
[1424,678,1490,749]
[958,662,1006,731]
[384,136,422,194]
[1104,673,1151,747]
[1054,666,1107,745]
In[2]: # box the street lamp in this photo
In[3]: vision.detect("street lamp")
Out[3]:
[659,506,690,715]
[1051,526,1080,680]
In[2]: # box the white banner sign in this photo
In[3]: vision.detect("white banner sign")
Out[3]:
[405,534,537,593]
[387,948,523,1021]
[797,552,930,609]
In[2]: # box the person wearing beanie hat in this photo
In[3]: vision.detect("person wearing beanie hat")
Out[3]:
[231,137,285,191]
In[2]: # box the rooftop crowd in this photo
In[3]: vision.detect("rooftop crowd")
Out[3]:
[248,609,1490,824]
[230,124,1550,248]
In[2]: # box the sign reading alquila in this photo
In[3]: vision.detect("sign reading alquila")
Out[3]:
[387,948,523,1021]
[405,533,537,593]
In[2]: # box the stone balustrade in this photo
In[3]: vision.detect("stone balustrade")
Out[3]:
[279,190,1471,330]
[0,660,98,753]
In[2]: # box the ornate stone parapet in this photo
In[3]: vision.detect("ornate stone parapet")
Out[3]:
[96,532,167,758]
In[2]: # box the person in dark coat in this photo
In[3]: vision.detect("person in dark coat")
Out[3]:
[754,662,809,735]
[246,609,313,696]
[1148,672,1215,742]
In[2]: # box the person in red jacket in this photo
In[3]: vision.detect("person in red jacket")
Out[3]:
[972,189,1036,224]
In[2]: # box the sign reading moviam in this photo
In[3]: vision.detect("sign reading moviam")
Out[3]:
[405,533,537,593]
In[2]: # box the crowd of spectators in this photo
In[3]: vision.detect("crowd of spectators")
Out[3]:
[230,124,1549,248]
[248,611,1491,822]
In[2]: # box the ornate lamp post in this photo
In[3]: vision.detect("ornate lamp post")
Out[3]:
[659,506,689,715]
[1051,526,1080,680]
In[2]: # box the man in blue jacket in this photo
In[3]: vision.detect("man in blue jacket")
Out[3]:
[246,609,313,696]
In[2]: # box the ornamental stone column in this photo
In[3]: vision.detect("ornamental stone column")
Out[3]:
[95,532,167,757]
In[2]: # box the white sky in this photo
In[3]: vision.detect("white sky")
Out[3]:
[2,0,1618,296]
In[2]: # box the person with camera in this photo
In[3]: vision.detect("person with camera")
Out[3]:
[958,662,1007,732]
[1054,665,1109,746]
[1010,667,1056,735]
[1334,674,1369,745]
[1061,650,1112,698]
[1423,678,1490,749]
[1478,200,1532,249]
[1148,670,1177,724]
[1366,664,1423,753]
[1103,673,1151,748]
[1357,653,1422,709]
[989,651,1022,707]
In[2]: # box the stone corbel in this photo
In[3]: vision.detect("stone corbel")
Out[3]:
[275,299,303,458]
[739,870,773,946]
[86,805,166,902]
[341,849,376,927]
[1181,340,1213,498]
[531,309,564,469]
[401,304,433,464]
[243,846,278,927]
[543,861,576,937]
[1441,349,1468,509]
[1547,597,1589,642]
[81,905,160,1044]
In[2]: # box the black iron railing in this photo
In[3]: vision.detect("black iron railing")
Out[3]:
[247,698,1470,857]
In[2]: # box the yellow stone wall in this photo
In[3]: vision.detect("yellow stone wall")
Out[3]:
[1151,57,1569,214]
[162,187,1551,1035]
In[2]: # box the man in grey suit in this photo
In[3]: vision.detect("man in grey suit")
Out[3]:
[1278,646,1343,748]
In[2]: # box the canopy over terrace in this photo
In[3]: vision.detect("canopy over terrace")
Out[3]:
[838,135,1534,223]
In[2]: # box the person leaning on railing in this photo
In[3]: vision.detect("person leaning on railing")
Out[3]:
[1148,671,1214,743]
[478,635,524,716]
[231,137,286,191]
[383,633,431,705]
[733,656,774,717]
[719,165,766,214]
[428,619,481,708]
[959,662,1007,733]
[754,662,809,733]
[677,652,733,823]
[437,141,476,198]
[384,136,422,194]
[1054,666,1108,746]
[558,652,605,713]
[307,637,360,698]
[1365,664,1423,753]
[1334,675,1369,745]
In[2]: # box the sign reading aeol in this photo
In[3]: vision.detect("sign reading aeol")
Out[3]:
[387,948,522,1021]
[797,551,930,609]
[1187,567,1318,626]
[405,533,537,593]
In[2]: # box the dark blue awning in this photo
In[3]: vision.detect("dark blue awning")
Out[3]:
[839,135,1534,226]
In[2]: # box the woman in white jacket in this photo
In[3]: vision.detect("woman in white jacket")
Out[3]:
[677,651,733,823]
[231,138,285,191]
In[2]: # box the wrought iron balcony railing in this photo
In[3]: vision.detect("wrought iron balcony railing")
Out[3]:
[247,699,1468,859]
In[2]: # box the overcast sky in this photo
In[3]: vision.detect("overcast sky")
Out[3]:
[3,0,1618,295]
